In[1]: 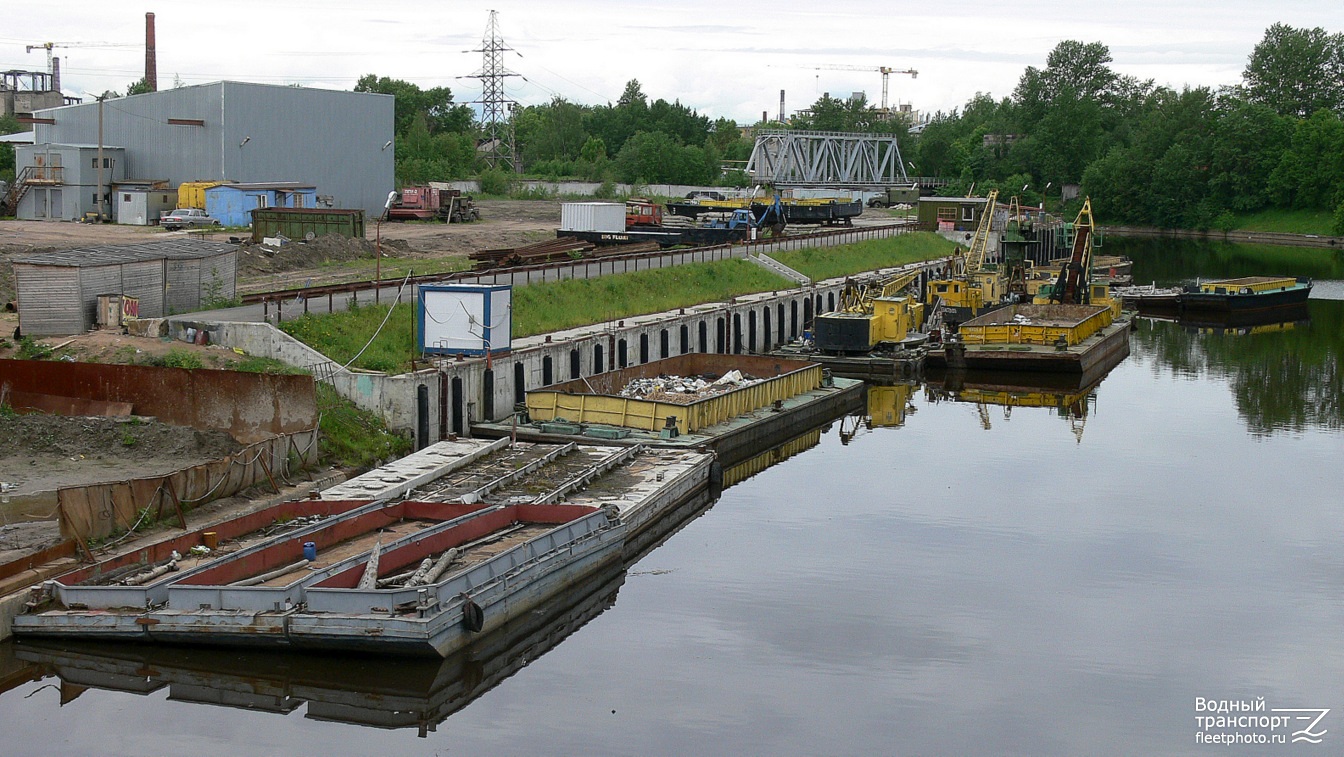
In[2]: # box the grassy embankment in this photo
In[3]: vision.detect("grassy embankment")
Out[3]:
[279,231,955,375]
[1229,209,1337,236]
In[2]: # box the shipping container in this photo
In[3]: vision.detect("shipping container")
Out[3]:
[250,207,366,242]
[177,181,228,210]
[115,187,177,225]
[560,202,625,233]
[526,354,822,435]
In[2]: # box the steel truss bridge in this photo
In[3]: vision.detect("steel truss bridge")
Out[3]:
[746,130,909,188]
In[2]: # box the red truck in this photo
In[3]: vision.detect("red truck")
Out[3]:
[624,198,663,228]
[386,186,480,223]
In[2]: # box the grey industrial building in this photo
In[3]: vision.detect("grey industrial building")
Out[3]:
[11,81,393,222]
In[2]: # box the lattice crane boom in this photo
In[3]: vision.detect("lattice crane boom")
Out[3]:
[809,64,918,110]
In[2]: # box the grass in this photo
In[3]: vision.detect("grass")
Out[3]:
[512,259,791,336]
[1230,209,1336,236]
[276,233,956,376]
[769,232,955,281]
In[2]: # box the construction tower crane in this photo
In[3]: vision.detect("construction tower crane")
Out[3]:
[812,64,918,111]
[26,41,137,81]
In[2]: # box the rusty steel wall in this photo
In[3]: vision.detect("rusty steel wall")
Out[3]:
[0,360,316,443]
[57,429,321,543]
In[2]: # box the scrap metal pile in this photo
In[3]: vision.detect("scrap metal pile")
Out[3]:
[619,370,763,405]
[469,238,662,270]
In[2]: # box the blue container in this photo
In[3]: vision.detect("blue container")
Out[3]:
[303,542,317,561]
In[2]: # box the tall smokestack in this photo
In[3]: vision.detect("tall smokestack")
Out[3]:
[779,89,785,123]
[51,56,60,94]
[145,12,158,92]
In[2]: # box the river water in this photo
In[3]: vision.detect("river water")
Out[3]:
[1,239,1341,756]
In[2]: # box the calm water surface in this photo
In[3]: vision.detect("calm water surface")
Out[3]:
[2,241,1341,756]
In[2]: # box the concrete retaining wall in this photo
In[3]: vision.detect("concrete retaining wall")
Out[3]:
[198,260,945,449]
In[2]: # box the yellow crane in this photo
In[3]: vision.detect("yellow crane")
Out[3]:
[816,268,925,353]
[924,189,1006,324]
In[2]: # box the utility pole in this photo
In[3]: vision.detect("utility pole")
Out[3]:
[467,11,520,173]
[96,95,105,222]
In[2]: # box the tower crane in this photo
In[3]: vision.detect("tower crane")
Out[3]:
[26,41,137,81]
[811,64,918,111]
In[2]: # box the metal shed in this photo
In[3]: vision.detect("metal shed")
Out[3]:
[14,239,237,336]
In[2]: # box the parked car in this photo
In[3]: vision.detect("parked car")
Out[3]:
[161,208,220,230]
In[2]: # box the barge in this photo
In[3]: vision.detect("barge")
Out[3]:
[927,303,1133,374]
[13,439,713,657]
[475,353,864,466]
[1177,276,1312,312]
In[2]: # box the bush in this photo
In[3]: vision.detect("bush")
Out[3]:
[16,337,51,360]
[477,169,511,196]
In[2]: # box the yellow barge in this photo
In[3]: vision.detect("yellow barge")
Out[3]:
[928,303,1132,374]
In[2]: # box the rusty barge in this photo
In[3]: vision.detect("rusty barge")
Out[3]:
[13,439,712,656]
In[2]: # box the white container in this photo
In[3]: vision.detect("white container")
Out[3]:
[560,202,625,233]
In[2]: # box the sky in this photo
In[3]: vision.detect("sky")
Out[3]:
[2,1,1339,124]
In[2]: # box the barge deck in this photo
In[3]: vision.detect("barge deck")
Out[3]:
[13,439,713,657]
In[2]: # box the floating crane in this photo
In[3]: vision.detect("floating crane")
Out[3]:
[815,268,925,353]
[923,189,1007,325]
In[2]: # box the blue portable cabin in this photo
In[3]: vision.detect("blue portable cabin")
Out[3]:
[205,182,317,226]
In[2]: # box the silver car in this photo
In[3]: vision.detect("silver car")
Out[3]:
[161,208,221,230]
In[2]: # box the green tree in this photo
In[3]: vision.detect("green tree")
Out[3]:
[1267,109,1344,208]
[353,75,473,137]
[126,77,153,96]
[1243,23,1344,118]
[0,114,20,181]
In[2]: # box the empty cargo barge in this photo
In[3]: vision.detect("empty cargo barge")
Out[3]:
[13,438,712,657]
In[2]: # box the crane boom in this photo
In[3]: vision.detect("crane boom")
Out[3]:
[809,64,918,110]
[963,189,999,274]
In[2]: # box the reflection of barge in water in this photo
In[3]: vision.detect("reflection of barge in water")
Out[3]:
[12,558,631,736]
[14,439,712,657]
[1140,302,1311,335]
[927,303,1132,374]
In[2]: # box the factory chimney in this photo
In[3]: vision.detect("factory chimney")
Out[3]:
[145,12,158,92]
[779,90,785,123]
[51,56,60,94]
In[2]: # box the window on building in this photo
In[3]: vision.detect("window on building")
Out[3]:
[937,207,956,222]
[123,194,131,202]
[962,205,975,221]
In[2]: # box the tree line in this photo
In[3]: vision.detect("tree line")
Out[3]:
[3,22,1340,233]
[911,24,1344,232]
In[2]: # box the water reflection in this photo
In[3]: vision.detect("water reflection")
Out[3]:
[9,558,629,738]
[1131,299,1343,434]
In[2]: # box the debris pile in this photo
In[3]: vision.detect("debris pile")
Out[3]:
[619,370,763,405]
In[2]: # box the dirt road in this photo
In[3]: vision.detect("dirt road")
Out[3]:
[0,199,563,306]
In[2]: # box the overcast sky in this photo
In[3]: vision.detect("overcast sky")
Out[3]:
[2,1,1339,123]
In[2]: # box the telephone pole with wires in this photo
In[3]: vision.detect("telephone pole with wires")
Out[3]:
[466,11,520,172]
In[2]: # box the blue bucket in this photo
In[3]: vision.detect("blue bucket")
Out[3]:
[302,542,317,561]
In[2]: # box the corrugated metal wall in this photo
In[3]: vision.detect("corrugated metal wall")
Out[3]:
[75,264,122,330]
[32,82,394,217]
[13,264,82,335]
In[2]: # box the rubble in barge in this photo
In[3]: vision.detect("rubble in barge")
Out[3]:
[618,371,764,405]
